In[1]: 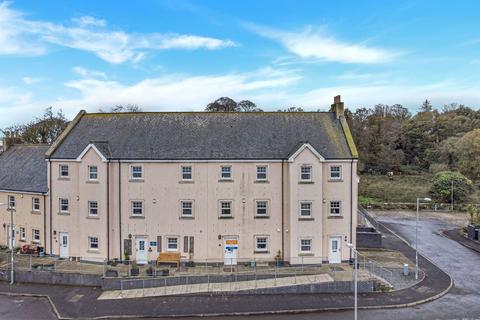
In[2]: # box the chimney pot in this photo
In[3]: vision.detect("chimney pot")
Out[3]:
[330,95,345,119]
[334,95,341,104]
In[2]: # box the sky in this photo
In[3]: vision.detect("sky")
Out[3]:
[1,0,480,127]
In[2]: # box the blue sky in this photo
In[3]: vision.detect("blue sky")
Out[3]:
[1,0,479,126]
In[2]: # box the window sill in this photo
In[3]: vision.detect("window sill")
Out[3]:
[31,211,41,215]
[328,215,343,219]
[219,216,233,219]
[299,217,314,221]
[58,212,70,216]
[299,252,314,256]
[32,241,41,245]
[19,239,26,243]
[180,216,195,220]
[129,179,144,183]
[87,216,100,220]
[254,251,269,254]
[218,179,233,182]
[86,180,99,184]
[58,177,70,181]
[87,249,100,254]
[254,215,270,219]
[299,181,314,184]
[254,180,269,184]
[179,180,194,184]
[328,179,343,182]
[130,215,145,219]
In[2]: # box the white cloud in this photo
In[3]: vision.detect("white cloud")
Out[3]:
[250,24,396,64]
[0,2,236,63]
[73,66,106,79]
[22,76,41,85]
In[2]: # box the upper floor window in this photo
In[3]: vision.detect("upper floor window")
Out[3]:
[300,239,312,253]
[59,198,69,213]
[256,166,268,181]
[32,229,40,244]
[88,166,98,180]
[88,236,99,250]
[255,200,268,217]
[131,166,143,179]
[300,165,312,182]
[255,236,269,253]
[330,201,341,215]
[300,201,312,218]
[181,165,192,181]
[181,201,193,217]
[167,237,178,252]
[8,195,15,209]
[131,201,144,216]
[59,165,69,178]
[88,201,98,216]
[219,200,233,218]
[32,198,40,212]
[330,166,342,180]
[220,166,232,180]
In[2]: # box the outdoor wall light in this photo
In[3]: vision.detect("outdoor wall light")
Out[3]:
[76,196,80,201]
[322,198,326,203]
[218,234,222,240]
[128,234,132,239]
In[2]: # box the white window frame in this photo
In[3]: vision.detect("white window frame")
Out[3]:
[88,236,99,250]
[254,236,269,253]
[180,200,194,218]
[59,198,69,213]
[88,201,98,216]
[32,229,40,244]
[300,201,312,218]
[131,200,144,216]
[329,165,342,180]
[88,165,98,181]
[329,201,342,216]
[300,165,312,182]
[219,200,233,218]
[32,198,41,212]
[166,237,179,252]
[59,164,69,178]
[181,165,193,181]
[300,238,312,254]
[256,165,268,181]
[220,165,232,180]
[131,165,143,180]
[8,195,15,209]
[255,200,269,217]
[19,227,26,241]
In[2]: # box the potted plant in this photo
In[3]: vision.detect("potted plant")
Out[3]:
[275,250,284,267]
[124,250,130,265]
[105,269,118,277]
[130,261,140,276]
[146,266,154,276]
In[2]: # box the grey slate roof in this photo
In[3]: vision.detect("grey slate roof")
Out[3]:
[50,112,354,160]
[0,145,49,193]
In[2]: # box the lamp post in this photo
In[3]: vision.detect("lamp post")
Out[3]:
[347,243,357,320]
[450,180,454,211]
[416,197,431,280]
[0,202,14,284]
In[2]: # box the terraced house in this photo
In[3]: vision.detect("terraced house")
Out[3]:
[1,96,358,265]
[0,145,49,250]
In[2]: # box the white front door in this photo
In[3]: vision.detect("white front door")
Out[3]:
[224,236,238,266]
[135,237,148,264]
[59,232,69,258]
[8,225,14,250]
[328,236,342,264]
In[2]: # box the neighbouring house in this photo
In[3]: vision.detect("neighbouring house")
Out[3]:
[0,144,49,250]
[43,96,358,265]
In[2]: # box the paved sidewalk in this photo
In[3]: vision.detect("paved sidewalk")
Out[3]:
[443,228,480,254]
[0,208,453,319]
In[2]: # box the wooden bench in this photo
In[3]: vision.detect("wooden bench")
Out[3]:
[157,252,181,270]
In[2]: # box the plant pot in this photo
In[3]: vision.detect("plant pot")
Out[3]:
[123,260,130,265]
[275,260,284,267]
[105,269,118,277]
[130,268,140,276]
[160,269,169,276]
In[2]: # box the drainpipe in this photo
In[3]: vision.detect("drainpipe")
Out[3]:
[281,159,285,261]
[43,194,46,252]
[49,159,53,255]
[350,159,354,261]
[106,161,110,261]
[118,160,122,260]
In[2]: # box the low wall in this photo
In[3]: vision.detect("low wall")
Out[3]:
[357,227,382,248]
[0,270,102,287]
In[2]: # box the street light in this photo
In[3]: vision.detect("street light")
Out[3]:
[415,197,431,280]
[347,243,357,320]
[0,202,15,284]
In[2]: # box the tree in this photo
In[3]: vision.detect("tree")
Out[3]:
[1,107,68,144]
[430,171,473,203]
[237,100,263,112]
[205,97,238,112]
[466,205,480,225]
[99,104,142,113]
[453,129,480,179]
[419,99,433,113]
[277,107,304,112]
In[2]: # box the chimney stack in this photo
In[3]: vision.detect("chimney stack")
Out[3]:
[330,95,344,119]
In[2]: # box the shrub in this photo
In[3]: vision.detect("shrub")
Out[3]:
[430,171,473,203]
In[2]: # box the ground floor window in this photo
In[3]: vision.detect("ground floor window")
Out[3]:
[20,227,26,241]
[330,201,341,215]
[32,229,40,243]
[255,236,269,252]
[167,237,178,251]
[300,239,312,253]
[88,236,99,250]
